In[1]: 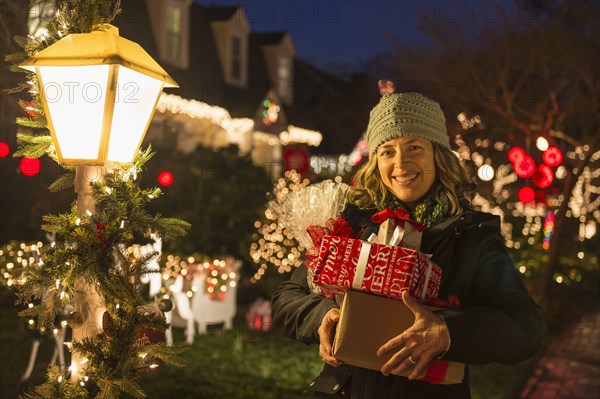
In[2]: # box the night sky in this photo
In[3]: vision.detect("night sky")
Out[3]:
[196,0,432,70]
[196,0,524,72]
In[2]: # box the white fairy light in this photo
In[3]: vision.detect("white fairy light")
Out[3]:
[536,136,549,151]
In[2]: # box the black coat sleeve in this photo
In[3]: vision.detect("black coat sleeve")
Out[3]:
[435,230,546,365]
[271,265,338,345]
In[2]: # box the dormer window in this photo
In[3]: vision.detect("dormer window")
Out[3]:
[278,55,290,82]
[231,35,241,81]
[166,5,182,61]
[145,1,190,69]
[258,32,295,104]
[209,6,250,87]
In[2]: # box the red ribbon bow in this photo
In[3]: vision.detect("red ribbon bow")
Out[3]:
[371,208,426,232]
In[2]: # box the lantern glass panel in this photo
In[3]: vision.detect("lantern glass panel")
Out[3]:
[39,65,109,161]
[107,67,163,163]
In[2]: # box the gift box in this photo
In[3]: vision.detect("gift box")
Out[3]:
[332,290,465,385]
[372,208,426,250]
[312,235,441,302]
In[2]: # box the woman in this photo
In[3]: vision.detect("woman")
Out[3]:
[271,81,546,398]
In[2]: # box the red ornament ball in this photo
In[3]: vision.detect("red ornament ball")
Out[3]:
[542,146,563,167]
[0,142,9,158]
[513,155,536,178]
[158,171,173,187]
[20,157,41,176]
[518,187,535,204]
[531,164,554,189]
[508,147,525,164]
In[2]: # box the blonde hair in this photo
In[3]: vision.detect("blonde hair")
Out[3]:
[346,142,474,215]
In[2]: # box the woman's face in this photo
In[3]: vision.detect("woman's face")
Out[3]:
[376,137,436,209]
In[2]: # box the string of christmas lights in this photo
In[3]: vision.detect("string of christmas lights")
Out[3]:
[457,112,599,283]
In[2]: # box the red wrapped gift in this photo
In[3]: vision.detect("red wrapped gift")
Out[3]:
[311,235,441,302]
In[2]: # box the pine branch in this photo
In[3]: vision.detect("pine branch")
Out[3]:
[41,211,78,233]
[16,133,52,144]
[16,116,48,129]
[94,381,120,399]
[153,217,191,242]
[111,379,146,399]
[140,342,188,367]
[49,169,76,192]
[132,146,155,170]
[13,142,52,158]
[4,81,32,94]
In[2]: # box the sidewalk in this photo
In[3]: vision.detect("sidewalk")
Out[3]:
[519,301,600,399]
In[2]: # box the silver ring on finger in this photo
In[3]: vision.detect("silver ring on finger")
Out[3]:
[408,355,417,365]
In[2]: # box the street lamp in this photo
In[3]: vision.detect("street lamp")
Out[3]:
[20,25,177,165]
[19,25,178,378]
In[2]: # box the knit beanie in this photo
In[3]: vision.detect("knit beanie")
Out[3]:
[366,92,450,155]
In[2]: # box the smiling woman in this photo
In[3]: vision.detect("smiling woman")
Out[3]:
[271,80,546,399]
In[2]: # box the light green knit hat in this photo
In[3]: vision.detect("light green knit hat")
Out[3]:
[366,92,450,155]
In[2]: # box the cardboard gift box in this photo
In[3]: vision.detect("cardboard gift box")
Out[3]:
[332,290,465,385]
[312,235,442,302]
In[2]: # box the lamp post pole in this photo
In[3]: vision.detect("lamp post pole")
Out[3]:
[70,165,106,379]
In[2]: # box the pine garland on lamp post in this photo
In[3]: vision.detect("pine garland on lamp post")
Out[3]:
[6,1,191,397]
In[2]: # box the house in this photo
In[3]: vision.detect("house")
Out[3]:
[115,0,373,178]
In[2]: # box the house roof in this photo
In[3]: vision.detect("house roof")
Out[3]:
[201,5,239,21]
[252,31,287,46]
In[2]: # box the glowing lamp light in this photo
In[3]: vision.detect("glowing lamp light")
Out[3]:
[513,155,536,178]
[507,147,525,164]
[158,171,173,187]
[19,26,178,165]
[518,186,535,204]
[542,146,563,167]
[20,157,41,176]
[531,164,554,188]
[0,141,9,158]
[477,164,494,181]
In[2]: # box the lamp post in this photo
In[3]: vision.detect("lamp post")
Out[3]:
[20,25,178,378]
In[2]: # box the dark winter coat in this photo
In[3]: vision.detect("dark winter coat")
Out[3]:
[271,204,546,399]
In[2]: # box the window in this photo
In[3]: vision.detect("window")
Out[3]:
[278,56,290,81]
[166,6,181,61]
[277,55,292,103]
[231,36,241,81]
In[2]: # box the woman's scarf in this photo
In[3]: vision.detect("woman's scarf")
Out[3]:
[379,196,449,229]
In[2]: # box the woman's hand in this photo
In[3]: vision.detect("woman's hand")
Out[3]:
[377,291,450,379]
[317,307,342,367]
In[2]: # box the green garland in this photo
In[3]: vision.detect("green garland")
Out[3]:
[6,1,192,398]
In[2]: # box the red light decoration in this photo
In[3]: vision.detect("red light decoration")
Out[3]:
[158,171,173,187]
[283,148,309,174]
[0,142,9,158]
[518,186,535,204]
[508,147,525,164]
[531,164,554,189]
[20,157,41,176]
[513,155,536,178]
[542,146,563,167]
